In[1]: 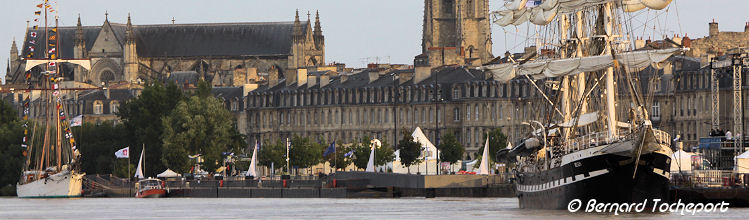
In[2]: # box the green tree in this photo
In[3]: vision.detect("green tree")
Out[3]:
[289,136,324,172]
[438,133,464,165]
[258,139,286,173]
[327,141,353,170]
[118,81,184,176]
[349,137,394,170]
[161,95,238,174]
[475,128,508,166]
[0,99,24,195]
[397,132,422,173]
[73,121,130,177]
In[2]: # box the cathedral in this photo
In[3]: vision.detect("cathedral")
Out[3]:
[421,0,493,68]
[6,10,325,87]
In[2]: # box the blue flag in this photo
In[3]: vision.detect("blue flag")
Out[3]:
[344,150,354,158]
[323,141,336,157]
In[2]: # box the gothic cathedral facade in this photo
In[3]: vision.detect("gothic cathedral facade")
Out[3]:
[421,0,493,68]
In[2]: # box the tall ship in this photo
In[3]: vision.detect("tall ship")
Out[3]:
[486,0,681,209]
[17,1,90,198]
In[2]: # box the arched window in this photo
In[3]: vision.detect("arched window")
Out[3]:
[93,101,103,115]
[100,70,115,84]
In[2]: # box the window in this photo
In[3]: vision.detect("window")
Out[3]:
[651,101,661,120]
[453,108,460,121]
[466,105,471,120]
[475,104,479,121]
[93,101,103,115]
[109,101,119,114]
[230,100,238,111]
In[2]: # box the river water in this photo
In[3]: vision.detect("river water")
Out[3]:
[0,197,746,219]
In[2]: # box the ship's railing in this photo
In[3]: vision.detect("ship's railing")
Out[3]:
[652,129,671,146]
[562,130,630,155]
[671,170,747,188]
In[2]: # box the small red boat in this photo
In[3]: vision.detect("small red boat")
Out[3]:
[135,178,167,198]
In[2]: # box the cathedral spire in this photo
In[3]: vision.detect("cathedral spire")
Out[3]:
[76,14,84,45]
[293,10,302,37]
[126,13,135,43]
[314,10,322,35]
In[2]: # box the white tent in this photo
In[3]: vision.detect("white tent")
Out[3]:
[736,151,749,173]
[157,169,181,178]
[670,150,693,172]
[412,127,437,160]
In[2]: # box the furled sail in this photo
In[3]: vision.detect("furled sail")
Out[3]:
[494,0,674,27]
[483,48,685,83]
[24,59,92,72]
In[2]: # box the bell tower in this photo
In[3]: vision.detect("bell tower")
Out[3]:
[422,0,492,68]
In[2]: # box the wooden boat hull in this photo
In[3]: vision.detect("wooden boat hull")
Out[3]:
[17,171,84,198]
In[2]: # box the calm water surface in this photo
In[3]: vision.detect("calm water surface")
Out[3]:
[0,197,746,219]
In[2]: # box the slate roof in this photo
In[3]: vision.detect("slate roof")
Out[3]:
[212,87,244,100]
[251,66,491,94]
[79,89,136,101]
[20,21,308,59]
[167,71,200,85]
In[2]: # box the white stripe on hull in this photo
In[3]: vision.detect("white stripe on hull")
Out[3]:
[17,171,83,198]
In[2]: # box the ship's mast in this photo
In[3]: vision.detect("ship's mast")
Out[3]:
[574,11,588,116]
[559,14,572,139]
[603,2,617,138]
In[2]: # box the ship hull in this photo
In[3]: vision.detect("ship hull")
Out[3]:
[516,146,671,209]
[17,171,84,198]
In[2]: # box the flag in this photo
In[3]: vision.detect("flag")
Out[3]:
[323,141,336,157]
[28,46,34,52]
[51,28,57,33]
[33,25,38,29]
[48,62,56,67]
[49,35,56,41]
[29,40,35,45]
[344,150,354,158]
[70,115,83,127]
[34,11,41,15]
[36,3,43,8]
[115,147,130,158]
[30,32,37,38]
[286,138,291,162]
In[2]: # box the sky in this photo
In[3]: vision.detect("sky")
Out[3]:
[2,0,749,84]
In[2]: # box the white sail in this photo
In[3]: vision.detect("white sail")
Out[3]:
[24,59,92,72]
[134,147,145,179]
[477,137,491,175]
[494,0,675,27]
[365,144,376,172]
[247,142,258,178]
[483,48,685,83]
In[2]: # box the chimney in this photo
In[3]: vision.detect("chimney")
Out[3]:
[296,68,308,87]
[413,54,431,84]
[399,71,413,84]
[709,20,719,36]
[243,83,258,96]
[368,71,379,83]
[307,74,318,87]
[745,22,749,32]
[320,74,330,88]
[269,66,279,88]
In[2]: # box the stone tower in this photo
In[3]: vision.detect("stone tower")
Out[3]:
[7,39,19,83]
[422,0,492,68]
[313,11,325,61]
[74,15,88,82]
[123,14,138,83]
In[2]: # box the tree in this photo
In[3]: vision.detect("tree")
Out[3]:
[289,136,324,172]
[73,121,130,177]
[0,99,24,195]
[475,128,508,167]
[350,137,395,170]
[161,95,238,174]
[438,133,464,165]
[397,132,422,173]
[118,81,184,176]
[327,141,353,170]
[258,139,286,173]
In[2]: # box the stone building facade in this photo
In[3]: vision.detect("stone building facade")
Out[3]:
[422,0,493,68]
[245,65,542,157]
[6,11,325,88]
